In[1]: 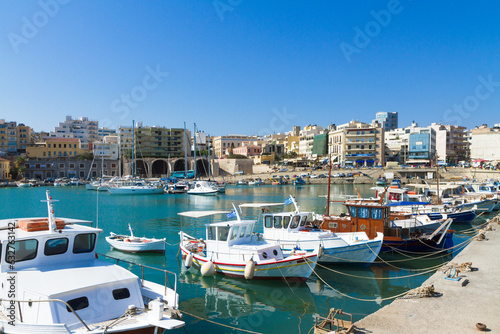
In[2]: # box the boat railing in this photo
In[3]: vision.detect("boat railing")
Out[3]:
[0,298,91,331]
[97,253,178,298]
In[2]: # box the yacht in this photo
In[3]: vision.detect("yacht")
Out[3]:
[0,190,184,333]
[187,180,218,196]
[108,179,164,195]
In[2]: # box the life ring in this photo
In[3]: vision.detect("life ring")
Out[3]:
[360,224,366,230]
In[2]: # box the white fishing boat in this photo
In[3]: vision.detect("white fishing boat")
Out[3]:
[0,190,184,333]
[106,224,166,253]
[16,179,32,187]
[187,180,218,196]
[240,196,384,264]
[179,210,318,281]
[108,179,164,195]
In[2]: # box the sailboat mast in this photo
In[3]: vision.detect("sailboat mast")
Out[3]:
[326,153,332,216]
[208,134,212,179]
[101,130,104,178]
[184,122,188,178]
[193,123,197,179]
[132,120,136,177]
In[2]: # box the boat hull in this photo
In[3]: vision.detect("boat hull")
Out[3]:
[381,232,454,252]
[106,236,166,253]
[108,187,164,195]
[266,233,383,264]
[427,210,476,224]
[456,199,496,212]
[180,245,316,282]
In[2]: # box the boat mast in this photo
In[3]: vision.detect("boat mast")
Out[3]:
[101,130,104,179]
[132,120,136,177]
[208,134,212,179]
[118,129,122,177]
[184,122,188,179]
[436,154,441,204]
[193,123,197,180]
[326,153,332,216]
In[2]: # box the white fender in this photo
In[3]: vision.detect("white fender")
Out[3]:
[244,259,256,280]
[185,253,193,269]
[201,261,215,277]
[318,244,324,258]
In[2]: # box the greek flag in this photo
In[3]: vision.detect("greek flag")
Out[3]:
[227,210,237,219]
[284,197,294,206]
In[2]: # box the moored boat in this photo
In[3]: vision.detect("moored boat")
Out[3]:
[240,196,383,264]
[0,190,184,333]
[187,180,218,196]
[106,224,166,253]
[178,210,318,281]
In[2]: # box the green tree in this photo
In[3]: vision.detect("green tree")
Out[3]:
[15,157,26,179]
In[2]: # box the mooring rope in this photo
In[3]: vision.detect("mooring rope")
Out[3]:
[304,260,410,302]
[182,310,264,334]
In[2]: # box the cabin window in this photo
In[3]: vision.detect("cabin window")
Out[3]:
[217,226,230,241]
[264,216,273,228]
[6,239,38,263]
[245,224,253,237]
[371,208,383,220]
[207,226,216,240]
[44,238,69,256]
[239,226,246,238]
[290,216,300,229]
[300,215,307,227]
[229,226,239,240]
[283,216,291,229]
[358,207,370,219]
[66,297,89,312]
[113,288,131,300]
[73,233,96,253]
[329,222,338,228]
[274,216,282,228]
[349,206,357,217]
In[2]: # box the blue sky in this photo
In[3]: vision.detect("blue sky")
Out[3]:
[1,0,499,135]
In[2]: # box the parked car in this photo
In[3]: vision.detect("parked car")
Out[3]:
[279,168,288,172]
[318,174,328,178]
[346,173,354,177]
[310,174,319,179]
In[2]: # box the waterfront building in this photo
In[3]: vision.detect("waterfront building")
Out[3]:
[92,135,119,160]
[298,125,324,158]
[385,121,426,165]
[407,128,436,165]
[0,120,18,155]
[26,138,88,159]
[470,125,500,162]
[233,145,262,157]
[97,127,117,137]
[22,158,119,180]
[429,123,468,165]
[16,123,33,154]
[118,123,189,158]
[212,135,250,157]
[328,121,384,167]
[374,111,398,131]
[285,134,300,155]
[49,116,99,150]
[0,158,9,180]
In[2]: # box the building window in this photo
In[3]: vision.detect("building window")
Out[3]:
[69,164,75,169]
[80,163,85,168]
[59,163,65,168]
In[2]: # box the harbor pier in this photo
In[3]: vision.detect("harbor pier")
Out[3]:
[354,215,500,333]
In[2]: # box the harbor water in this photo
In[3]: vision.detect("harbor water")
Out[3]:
[0,184,488,333]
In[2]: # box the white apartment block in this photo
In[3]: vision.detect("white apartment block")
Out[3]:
[470,125,500,162]
[49,116,98,150]
[212,135,250,158]
[298,125,324,158]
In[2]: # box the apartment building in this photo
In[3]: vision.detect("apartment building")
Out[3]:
[49,116,99,150]
[26,138,88,159]
[212,135,250,158]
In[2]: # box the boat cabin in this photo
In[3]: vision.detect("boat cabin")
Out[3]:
[204,220,285,262]
[0,218,156,331]
[319,202,390,240]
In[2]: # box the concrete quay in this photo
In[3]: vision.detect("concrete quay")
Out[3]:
[354,215,500,334]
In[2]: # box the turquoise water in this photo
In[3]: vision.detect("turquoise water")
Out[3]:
[0,184,484,333]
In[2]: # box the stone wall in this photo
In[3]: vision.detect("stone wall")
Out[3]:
[217,159,254,175]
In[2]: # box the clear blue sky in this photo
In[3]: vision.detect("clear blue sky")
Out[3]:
[1,0,499,135]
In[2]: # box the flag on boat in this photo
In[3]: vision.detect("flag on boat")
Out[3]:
[227,210,237,219]
[284,196,294,205]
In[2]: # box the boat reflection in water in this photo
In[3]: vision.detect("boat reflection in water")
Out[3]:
[179,269,318,320]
